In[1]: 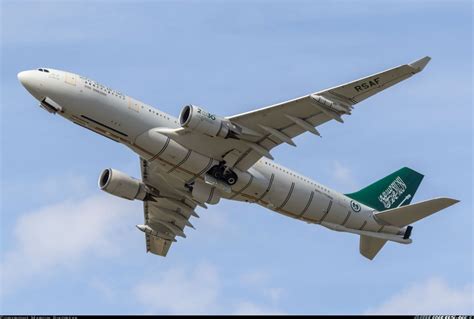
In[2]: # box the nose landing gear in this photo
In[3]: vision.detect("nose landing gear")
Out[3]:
[207,162,238,186]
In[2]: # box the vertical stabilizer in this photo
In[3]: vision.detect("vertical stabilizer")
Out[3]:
[346,167,424,211]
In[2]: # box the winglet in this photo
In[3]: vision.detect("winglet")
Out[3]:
[408,56,431,73]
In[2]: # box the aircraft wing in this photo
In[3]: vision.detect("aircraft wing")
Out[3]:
[225,56,431,171]
[139,158,199,256]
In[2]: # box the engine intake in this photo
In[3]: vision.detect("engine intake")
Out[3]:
[99,168,147,200]
[179,104,240,138]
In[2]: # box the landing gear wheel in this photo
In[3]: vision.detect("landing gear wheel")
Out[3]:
[208,165,224,180]
[210,166,224,180]
[207,163,238,185]
[226,176,237,185]
[213,169,223,180]
[223,171,238,185]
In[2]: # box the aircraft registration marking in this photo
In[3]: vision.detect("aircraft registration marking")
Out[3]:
[354,77,380,92]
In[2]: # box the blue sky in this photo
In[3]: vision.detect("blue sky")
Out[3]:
[1,0,472,314]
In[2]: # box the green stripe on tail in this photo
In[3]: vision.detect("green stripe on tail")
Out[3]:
[345,167,424,211]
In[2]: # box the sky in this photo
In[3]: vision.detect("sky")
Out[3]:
[1,0,473,315]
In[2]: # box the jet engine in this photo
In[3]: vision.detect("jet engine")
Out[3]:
[179,104,241,138]
[99,168,147,200]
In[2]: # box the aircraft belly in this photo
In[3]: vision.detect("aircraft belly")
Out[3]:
[379,224,403,235]
[78,91,137,139]
[238,172,272,204]
[301,192,332,222]
[131,129,261,201]
[322,201,349,225]
[128,132,406,236]
[277,183,309,215]
[265,175,294,209]
[359,214,382,232]
[227,172,254,201]
[343,209,371,230]
[180,153,214,178]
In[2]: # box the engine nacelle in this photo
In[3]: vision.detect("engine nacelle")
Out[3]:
[179,104,240,138]
[191,180,221,205]
[99,168,147,200]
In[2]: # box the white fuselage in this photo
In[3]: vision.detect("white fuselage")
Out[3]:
[18,68,406,238]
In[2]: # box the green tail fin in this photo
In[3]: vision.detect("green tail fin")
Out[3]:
[345,167,424,211]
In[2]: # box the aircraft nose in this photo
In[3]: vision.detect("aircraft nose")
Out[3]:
[18,70,34,88]
[18,70,43,100]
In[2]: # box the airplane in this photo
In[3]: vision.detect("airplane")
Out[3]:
[18,56,459,260]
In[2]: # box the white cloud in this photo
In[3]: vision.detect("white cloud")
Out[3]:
[237,269,285,312]
[134,262,284,315]
[239,270,284,305]
[0,194,137,295]
[332,161,358,191]
[134,262,220,314]
[366,277,474,314]
[0,174,283,314]
[0,175,282,316]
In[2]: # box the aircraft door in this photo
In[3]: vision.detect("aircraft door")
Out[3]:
[65,72,77,86]
[128,97,140,113]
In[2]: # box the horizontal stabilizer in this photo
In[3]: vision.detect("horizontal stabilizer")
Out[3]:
[360,235,387,260]
[375,197,459,227]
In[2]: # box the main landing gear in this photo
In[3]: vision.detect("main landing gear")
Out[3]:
[207,161,238,186]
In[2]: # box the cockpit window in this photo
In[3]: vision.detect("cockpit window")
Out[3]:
[38,68,44,72]
[37,68,50,73]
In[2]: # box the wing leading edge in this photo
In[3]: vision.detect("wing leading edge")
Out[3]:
[226,56,431,170]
